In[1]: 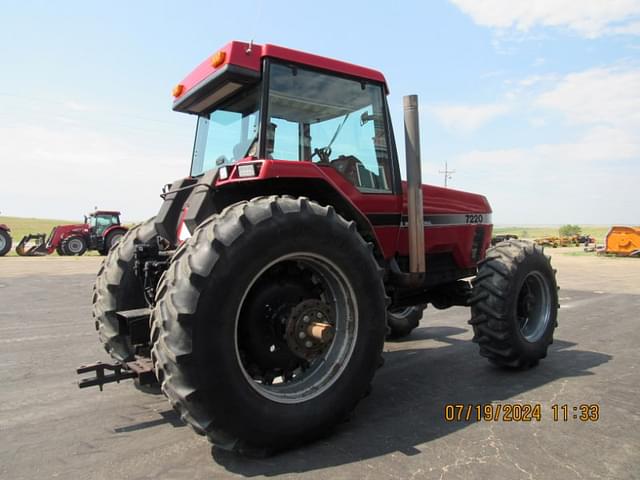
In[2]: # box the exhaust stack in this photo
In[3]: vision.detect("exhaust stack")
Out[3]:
[403,95,426,274]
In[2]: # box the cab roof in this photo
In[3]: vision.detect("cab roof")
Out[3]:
[90,210,121,216]
[172,41,389,110]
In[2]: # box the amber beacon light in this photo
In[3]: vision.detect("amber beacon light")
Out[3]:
[211,51,226,68]
[172,84,184,98]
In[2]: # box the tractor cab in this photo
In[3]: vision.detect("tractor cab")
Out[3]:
[172,41,396,195]
[86,211,121,236]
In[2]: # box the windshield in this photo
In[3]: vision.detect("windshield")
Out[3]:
[266,63,392,193]
[190,85,261,176]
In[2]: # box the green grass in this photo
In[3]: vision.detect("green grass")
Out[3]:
[1,216,615,257]
[493,225,611,243]
[0,215,91,257]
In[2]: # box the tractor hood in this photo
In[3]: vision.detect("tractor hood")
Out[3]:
[401,182,492,220]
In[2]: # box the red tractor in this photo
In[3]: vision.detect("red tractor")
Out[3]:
[78,42,559,456]
[0,223,11,257]
[16,210,127,256]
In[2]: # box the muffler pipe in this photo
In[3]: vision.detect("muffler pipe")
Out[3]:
[403,95,426,275]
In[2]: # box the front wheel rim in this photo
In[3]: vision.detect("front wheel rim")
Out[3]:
[235,252,358,404]
[0,235,6,251]
[67,238,83,253]
[517,271,552,342]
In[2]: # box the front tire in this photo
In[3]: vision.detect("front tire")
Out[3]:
[0,229,11,256]
[61,236,87,256]
[151,196,386,455]
[469,240,559,368]
[386,305,425,339]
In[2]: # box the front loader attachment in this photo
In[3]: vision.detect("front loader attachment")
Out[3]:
[15,233,49,256]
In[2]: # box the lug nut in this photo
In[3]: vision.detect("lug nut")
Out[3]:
[316,312,323,319]
[305,341,313,348]
[303,315,310,323]
[298,331,306,339]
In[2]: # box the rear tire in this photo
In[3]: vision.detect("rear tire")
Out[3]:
[469,240,559,369]
[61,236,87,256]
[0,229,11,257]
[386,305,425,339]
[105,230,125,253]
[151,196,386,455]
[92,218,159,361]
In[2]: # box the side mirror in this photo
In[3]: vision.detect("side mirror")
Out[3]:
[360,111,376,126]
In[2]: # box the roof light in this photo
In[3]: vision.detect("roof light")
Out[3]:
[211,51,226,68]
[172,84,184,98]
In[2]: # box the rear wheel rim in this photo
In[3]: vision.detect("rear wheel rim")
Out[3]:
[110,234,123,248]
[517,271,552,342]
[67,238,83,254]
[0,234,6,251]
[235,252,358,404]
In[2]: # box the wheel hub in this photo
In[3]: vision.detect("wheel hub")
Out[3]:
[285,299,334,361]
[517,272,552,342]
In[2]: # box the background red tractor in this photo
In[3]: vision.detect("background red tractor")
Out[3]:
[78,41,559,456]
[0,223,11,256]
[16,210,127,256]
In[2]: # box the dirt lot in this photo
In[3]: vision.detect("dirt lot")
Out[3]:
[1,248,638,479]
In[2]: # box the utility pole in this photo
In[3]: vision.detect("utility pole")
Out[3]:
[439,161,455,187]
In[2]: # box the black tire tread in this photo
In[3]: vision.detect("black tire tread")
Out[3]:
[61,235,88,256]
[468,239,559,368]
[151,196,385,454]
[0,229,11,257]
[386,305,425,340]
[92,218,158,361]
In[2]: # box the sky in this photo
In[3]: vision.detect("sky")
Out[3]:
[0,0,638,224]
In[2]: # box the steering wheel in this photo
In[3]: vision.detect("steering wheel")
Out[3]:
[311,147,332,163]
[329,155,365,186]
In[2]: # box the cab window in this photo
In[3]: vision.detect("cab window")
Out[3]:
[267,63,392,193]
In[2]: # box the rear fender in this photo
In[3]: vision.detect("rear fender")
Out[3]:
[154,168,383,259]
[155,177,199,246]
[102,225,128,239]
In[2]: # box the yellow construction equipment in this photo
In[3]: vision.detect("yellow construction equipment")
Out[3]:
[534,236,580,248]
[604,226,640,257]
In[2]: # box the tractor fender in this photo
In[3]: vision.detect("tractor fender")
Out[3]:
[58,227,87,240]
[154,176,199,246]
[0,224,10,232]
[154,162,384,259]
[102,225,128,239]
